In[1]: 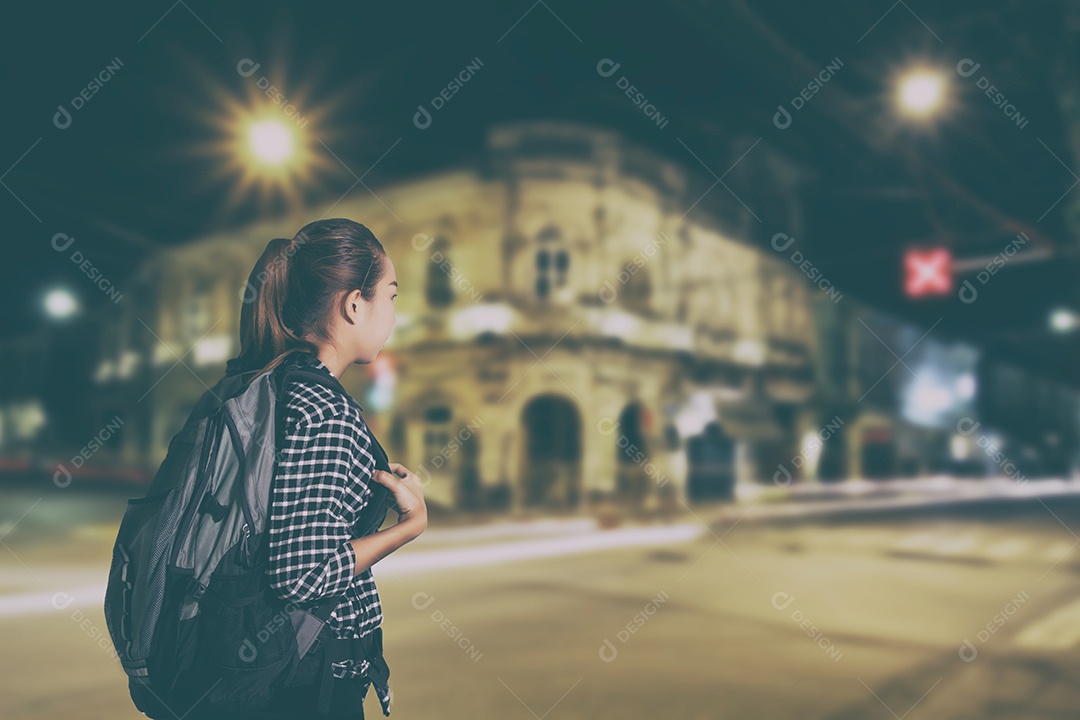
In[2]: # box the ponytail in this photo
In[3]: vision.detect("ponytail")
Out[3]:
[232,219,386,378]
[236,237,314,377]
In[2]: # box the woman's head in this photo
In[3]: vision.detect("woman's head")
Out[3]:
[236,218,397,374]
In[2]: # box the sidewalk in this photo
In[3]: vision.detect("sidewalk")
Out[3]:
[726,475,1080,524]
[420,475,1080,540]
[6,475,1079,616]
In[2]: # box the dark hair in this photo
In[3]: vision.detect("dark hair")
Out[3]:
[233,218,387,376]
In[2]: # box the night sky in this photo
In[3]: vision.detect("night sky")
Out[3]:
[3,0,1076,381]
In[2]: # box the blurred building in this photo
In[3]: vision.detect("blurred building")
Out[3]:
[79,121,823,511]
[811,297,1079,483]
[974,357,1079,478]
[846,306,979,479]
[16,120,1077,508]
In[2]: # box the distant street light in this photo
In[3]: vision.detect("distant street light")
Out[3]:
[1050,308,1079,333]
[246,118,295,166]
[220,105,323,199]
[43,288,79,320]
[896,69,947,119]
[192,66,356,210]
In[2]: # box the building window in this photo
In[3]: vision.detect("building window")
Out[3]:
[767,274,796,337]
[425,237,454,309]
[775,276,788,335]
[182,274,215,342]
[389,414,407,457]
[423,405,452,465]
[535,225,569,301]
[622,264,651,313]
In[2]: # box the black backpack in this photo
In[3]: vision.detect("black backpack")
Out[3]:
[104,351,393,717]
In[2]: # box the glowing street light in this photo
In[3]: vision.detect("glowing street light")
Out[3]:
[246,118,296,166]
[896,69,947,119]
[44,288,79,320]
[1050,308,1079,333]
[181,57,374,215]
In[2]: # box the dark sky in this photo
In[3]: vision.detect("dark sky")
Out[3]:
[2,0,1077,382]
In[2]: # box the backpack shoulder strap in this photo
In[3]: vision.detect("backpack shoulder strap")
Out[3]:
[275,357,365,412]
[274,356,393,537]
[310,593,345,623]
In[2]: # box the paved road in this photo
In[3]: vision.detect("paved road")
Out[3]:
[2,481,1080,719]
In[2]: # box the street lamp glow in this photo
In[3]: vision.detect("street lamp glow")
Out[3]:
[897,70,946,118]
[191,68,351,208]
[1050,308,1079,333]
[246,119,295,165]
[44,288,79,319]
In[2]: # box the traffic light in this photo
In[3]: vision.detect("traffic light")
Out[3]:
[904,248,952,297]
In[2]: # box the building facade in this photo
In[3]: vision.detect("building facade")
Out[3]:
[84,121,821,510]
[11,121,1076,505]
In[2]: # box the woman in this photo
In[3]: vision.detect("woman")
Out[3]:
[222,218,427,718]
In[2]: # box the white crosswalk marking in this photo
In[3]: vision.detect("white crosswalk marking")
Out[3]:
[890,531,941,551]
[936,534,980,555]
[983,539,1029,559]
[1015,597,1080,650]
[854,529,1078,566]
[1042,541,1075,563]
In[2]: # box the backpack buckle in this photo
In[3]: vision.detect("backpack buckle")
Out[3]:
[198,490,228,522]
[189,578,208,601]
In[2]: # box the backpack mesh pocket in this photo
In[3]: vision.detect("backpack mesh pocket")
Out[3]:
[189,571,300,709]
[200,571,295,670]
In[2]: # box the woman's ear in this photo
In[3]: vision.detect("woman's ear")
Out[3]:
[344,288,366,324]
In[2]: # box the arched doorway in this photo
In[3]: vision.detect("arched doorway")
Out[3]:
[686,421,736,502]
[817,429,848,482]
[520,394,582,509]
[457,428,482,510]
[615,402,650,508]
[861,425,895,479]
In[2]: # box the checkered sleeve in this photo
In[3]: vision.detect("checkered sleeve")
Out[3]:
[266,407,376,605]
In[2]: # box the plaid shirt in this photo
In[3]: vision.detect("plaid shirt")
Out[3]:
[264,352,392,715]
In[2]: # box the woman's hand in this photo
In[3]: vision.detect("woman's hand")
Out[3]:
[372,463,428,536]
